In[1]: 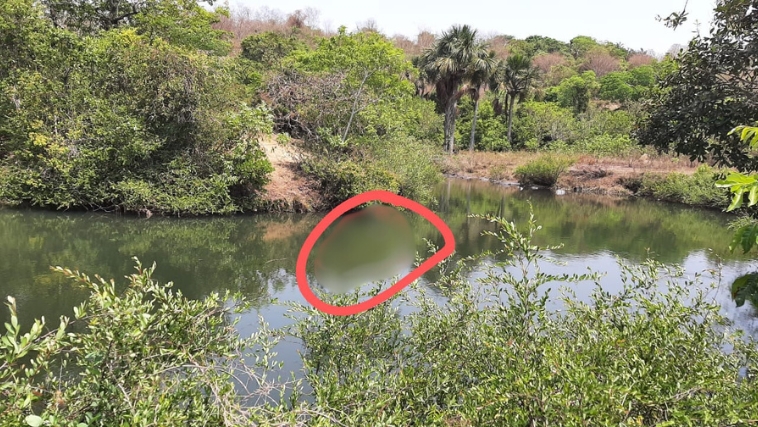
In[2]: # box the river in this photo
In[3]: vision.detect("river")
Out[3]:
[1,178,757,372]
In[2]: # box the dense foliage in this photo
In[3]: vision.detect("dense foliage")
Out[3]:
[0,0,698,214]
[0,0,274,215]
[636,0,758,172]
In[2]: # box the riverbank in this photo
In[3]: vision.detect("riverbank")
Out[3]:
[257,136,324,213]
[442,151,699,193]
[441,151,732,209]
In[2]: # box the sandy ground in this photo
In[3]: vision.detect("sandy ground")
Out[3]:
[258,136,706,211]
[258,136,323,212]
[443,151,705,195]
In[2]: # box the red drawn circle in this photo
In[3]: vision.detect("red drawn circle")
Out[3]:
[296,190,456,316]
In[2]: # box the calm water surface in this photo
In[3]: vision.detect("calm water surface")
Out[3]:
[2,178,758,362]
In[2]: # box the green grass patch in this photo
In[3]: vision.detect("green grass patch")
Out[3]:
[627,165,731,209]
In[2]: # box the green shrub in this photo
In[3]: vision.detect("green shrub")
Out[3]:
[4,212,758,426]
[369,138,444,203]
[302,137,443,207]
[635,165,730,208]
[1,259,299,427]
[512,101,578,146]
[0,27,274,215]
[302,158,401,207]
[514,154,576,187]
[291,212,758,426]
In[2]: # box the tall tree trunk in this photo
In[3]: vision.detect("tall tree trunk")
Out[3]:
[507,93,517,148]
[469,96,480,152]
[444,98,457,154]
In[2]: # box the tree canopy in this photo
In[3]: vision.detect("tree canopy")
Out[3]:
[636,0,758,172]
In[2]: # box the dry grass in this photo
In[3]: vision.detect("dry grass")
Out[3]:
[443,150,707,193]
[443,151,559,182]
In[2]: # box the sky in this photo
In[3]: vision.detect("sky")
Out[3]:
[229,0,718,56]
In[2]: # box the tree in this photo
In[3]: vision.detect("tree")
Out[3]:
[522,35,570,56]
[0,18,272,215]
[240,31,304,66]
[39,0,232,54]
[266,27,415,146]
[551,71,599,114]
[580,46,620,77]
[599,66,657,103]
[636,0,758,171]
[599,72,635,103]
[417,25,492,153]
[490,54,539,147]
[467,51,497,151]
[569,35,598,59]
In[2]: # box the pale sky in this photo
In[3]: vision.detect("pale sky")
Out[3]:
[229,0,718,56]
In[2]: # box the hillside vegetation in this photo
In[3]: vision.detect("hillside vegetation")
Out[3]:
[0,0,698,215]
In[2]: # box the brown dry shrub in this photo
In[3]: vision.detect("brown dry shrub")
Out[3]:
[533,52,568,73]
[580,47,620,77]
[627,53,655,68]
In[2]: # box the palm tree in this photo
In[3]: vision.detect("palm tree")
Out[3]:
[409,56,434,98]
[490,54,539,148]
[417,25,492,154]
[467,50,497,152]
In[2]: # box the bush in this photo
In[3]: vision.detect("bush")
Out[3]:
[634,165,731,208]
[368,138,444,203]
[1,259,300,427]
[514,154,576,187]
[0,27,274,215]
[512,101,578,147]
[291,213,758,426]
[302,137,443,207]
[302,158,401,207]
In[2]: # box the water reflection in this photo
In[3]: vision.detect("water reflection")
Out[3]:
[0,178,755,331]
[313,205,415,294]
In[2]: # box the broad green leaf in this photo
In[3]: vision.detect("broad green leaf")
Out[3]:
[727,190,744,211]
[731,273,758,307]
[731,224,758,253]
[748,185,758,206]
[25,415,43,427]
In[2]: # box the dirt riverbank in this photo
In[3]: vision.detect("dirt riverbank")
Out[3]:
[441,151,705,196]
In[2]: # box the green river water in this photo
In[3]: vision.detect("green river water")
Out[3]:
[2,178,757,373]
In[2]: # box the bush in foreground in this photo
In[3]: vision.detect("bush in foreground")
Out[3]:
[3,211,758,426]
[291,212,758,425]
